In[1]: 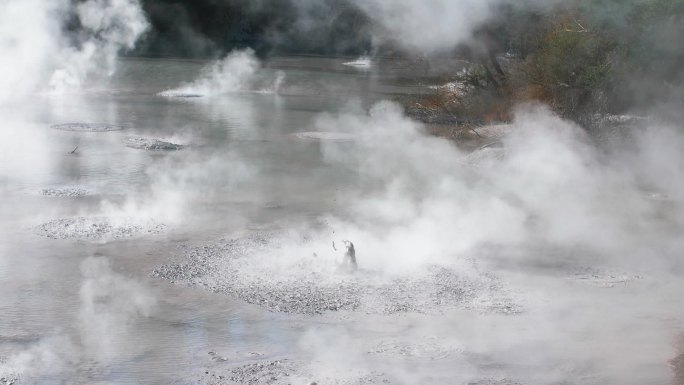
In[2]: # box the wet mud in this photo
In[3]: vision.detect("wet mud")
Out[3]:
[35,217,166,241]
[50,123,129,132]
[152,232,520,316]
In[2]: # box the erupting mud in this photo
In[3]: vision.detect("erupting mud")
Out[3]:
[152,232,520,315]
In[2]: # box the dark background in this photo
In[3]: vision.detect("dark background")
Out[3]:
[130,0,373,58]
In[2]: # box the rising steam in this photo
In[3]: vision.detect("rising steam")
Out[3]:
[0,0,148,104]
[0,257,156,382]
[159,49,261,97]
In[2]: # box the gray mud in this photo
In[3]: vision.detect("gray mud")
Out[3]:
[41,187,89,197]
[193,358,392,385]
[464,146,505,168]
[152,233,520,315]
[35,217,166,241]
[568,266,642,288]
[50,123,129,132]
[189,353,524,385]
[368,336,461,361]
[0,359,19,385]
[158,90,203,98]
[0,376,18,385]
[124,137,185,151]
[292,132,356,142]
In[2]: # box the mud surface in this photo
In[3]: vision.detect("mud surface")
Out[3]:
[569,266,642,288]
[124,137,184,151]
[158,91,203,98]
[292,132,356,142]
[195,358,392,385]
[41,187,90,197]
[50,123,129,132]
[464,146,505,167]
[0,358,19,385]
[0,376,18,385]
[368,337,461,361]
[186,352,525,385]
[35,217,166,241]
[152,232,520,315]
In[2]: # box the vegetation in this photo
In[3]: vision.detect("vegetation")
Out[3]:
[419,0,684,130]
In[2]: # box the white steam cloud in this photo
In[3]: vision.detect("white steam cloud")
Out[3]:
[351,0,496,53]
[0,257,156,382]
[159,49,261,97]
[316,102,683,272]
[50,0,149,92]
[0,0,148,104]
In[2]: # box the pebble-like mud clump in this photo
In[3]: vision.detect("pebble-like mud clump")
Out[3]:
[41,187,90,197]
[188,351,526,385]
[194,358,392,385]
[35,217,166,241]
[124,137,184,151]
[50,123,129,132]
[152,232,520,316]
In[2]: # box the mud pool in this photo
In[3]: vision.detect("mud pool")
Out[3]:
[1,56,683,385]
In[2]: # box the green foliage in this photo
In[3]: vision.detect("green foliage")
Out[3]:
[524,27,613,91]
[475,0,684,120]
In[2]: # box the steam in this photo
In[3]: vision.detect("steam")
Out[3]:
[2,1,683,384]
[0,0,64,104]
[315,102,683,271]
[49,0,149,92]
[0,257,156,381]
[159,49,260,97]
[0,0,148,104]
[351,0,496,53]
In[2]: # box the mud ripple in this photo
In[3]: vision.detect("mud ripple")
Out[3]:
[51,123,129,132]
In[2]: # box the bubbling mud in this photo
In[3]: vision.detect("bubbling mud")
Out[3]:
[152,232,520,316]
